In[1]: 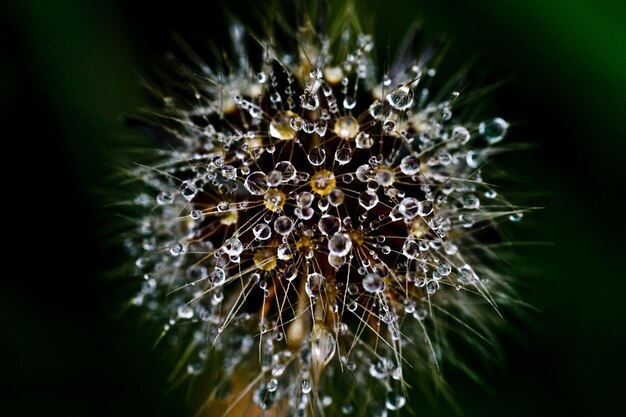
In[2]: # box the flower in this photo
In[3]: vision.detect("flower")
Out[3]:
[124,6,524,417]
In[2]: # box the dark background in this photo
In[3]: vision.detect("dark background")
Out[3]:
[3,0,625,416]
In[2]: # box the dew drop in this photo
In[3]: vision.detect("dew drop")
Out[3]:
[398,197,420,219]
[318,215,341,236]
[400,155,420,175]
[328,233,352,256]
[355,132,374,149]
[335,147,353,165]
[308,147,326,166]
[253,223,272,240]
[359,190,379,210]
[362,273,385,293]
[306,273,325,297]
[385,391,406,410]
[386,85,414,110]
[479,117,509,144]
[269,111,297,140]
[334,116,360,139]
[222,238,243,256]
[274,216,294,236]
[209,267,226,286]
[169,242,184,256]
[402,239,420,258]
[244,171,269,195]
[177,305,194,319]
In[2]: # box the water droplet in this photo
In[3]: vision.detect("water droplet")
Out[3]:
[267,378,278,392]
[398,197,420,219]
[355,132,374,149]
[328,233,352,256]
[426,280,440,294]
[509,212,524,222]
[400,155,420,175]
[334,116,360,139]
[253,223,272,240]
[385,391,406,410]
[156,191,174,205]
[308,147,326,166]
[169,242,184,256]
[359,190,379,210]
[274,216,294,235]
[244,171,269,195]
[209,267,226,286]
[458,264,476,284]
[451,126,471,145]
[301,379,312,394]
[306,273,325,297]
[177,305,194,319]
[386,85,414,110]
[301,90,320,111]
[463,194,480,209]
[362,273,385,293]
[328,254,346,269]
[402,239,420,258]
[217,201,230,212]
[180,181,197,201]
[327,188,345,206]
[319,215,340,236]
[418,200,433,216]
[335,147,353,165]
[269,111,297,140]
[222,238,243,256]
[274,161,296,182]
[343,96,356,109]
[266,170,283,186]
[375,168,394,187]
[383,120,395,132]
[479,117,509,144]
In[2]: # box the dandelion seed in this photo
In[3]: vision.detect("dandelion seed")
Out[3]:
[124,5,526,417]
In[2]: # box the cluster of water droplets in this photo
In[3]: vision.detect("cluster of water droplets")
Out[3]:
[126,22,523,417]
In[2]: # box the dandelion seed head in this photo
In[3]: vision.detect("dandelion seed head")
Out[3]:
[125,7,524,416]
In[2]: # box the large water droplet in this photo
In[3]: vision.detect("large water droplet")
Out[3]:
[335,147,353,165]
[308,147,326,166]
[386,85,414,110]
[479,117,509,144]
[333,116,360,139]
[385,391,406,410]
[274,216,294,236]
[274,161,296,182]
[355,132,374,149]
[253,223,272,240]
[306,273,325,297]
[362,273,385,293]
[244,171,269,195]
[359,190,379,210]
[328,233,352,256]
[398,197,420,219]
[222,238,244,256]
[209,267,226,286]
[269,111,297,140]
[402,239,420,258]
[400,155,420,175]
[318,215,340,236]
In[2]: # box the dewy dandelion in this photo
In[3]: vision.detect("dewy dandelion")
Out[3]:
[124,5,525,416]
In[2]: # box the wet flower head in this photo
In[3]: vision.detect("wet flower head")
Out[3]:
[126,8,524,417]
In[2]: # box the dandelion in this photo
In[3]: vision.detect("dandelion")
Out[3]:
[124,4,525,417]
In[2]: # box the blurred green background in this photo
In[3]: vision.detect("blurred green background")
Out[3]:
[3,0,625,416]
